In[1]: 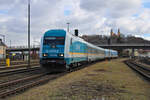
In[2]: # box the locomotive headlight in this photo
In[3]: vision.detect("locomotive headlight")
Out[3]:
[59,53,64,57]
[43,53,48,57]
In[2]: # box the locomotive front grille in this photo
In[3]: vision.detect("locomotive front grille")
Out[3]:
[40,58,65,65]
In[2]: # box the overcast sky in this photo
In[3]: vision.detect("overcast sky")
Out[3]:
[0,0,150,46]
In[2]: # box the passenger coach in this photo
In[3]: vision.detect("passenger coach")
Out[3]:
[40,29,118,72]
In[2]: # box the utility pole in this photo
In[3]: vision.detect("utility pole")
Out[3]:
[28,0,31,68]
[10,40,11,48]
[67,22,70,32]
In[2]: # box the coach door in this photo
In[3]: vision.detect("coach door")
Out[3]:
[70,38,73,62]
[86,45,88,61]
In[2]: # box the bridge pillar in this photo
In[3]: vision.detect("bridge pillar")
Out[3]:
[21,51,25,61]
[32,50,36,59]
[131,48,135,58]
[6,50,10,59]
[117,49,123,57]
[36,50,39,59]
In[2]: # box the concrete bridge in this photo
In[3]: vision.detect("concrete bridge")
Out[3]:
[96,43,150,57]
[96,44,150,49]
[6,44,150,52]
[6,45,40,52]
[6,45,40,60]
[6,43,150,57]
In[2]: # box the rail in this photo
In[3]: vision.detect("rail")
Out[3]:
[124,60,150,79]
[0,59,101,98]
[0,67,41,77]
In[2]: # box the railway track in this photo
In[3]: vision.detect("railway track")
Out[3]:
[0,63,39,71]
[124,60,150,79]
[0,71,66,98]
[139,58,150,66]
[0,73,51,98]
[0,60,100,98]
[0,67,41,77]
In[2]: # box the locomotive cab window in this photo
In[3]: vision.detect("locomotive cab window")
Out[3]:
[44,37,65,45]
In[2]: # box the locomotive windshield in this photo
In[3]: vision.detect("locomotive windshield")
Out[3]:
[44,36,65,45]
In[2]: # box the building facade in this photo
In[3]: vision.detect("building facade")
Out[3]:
[0,39,6,59]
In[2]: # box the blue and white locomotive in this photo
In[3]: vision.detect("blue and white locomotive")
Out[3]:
[40,29,118,72]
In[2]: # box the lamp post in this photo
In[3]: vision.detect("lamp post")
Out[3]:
[67,22,70,32]
[107,29,111,61]
[0,34,5,60]
[9,40,11,48]
[28,0,31,68]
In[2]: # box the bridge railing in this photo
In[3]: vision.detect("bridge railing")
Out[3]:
[6,43,150,50]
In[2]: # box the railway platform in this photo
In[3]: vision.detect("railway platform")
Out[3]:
[0,60,39,66]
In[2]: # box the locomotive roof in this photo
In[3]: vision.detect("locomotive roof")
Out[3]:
[44,29,66,37]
